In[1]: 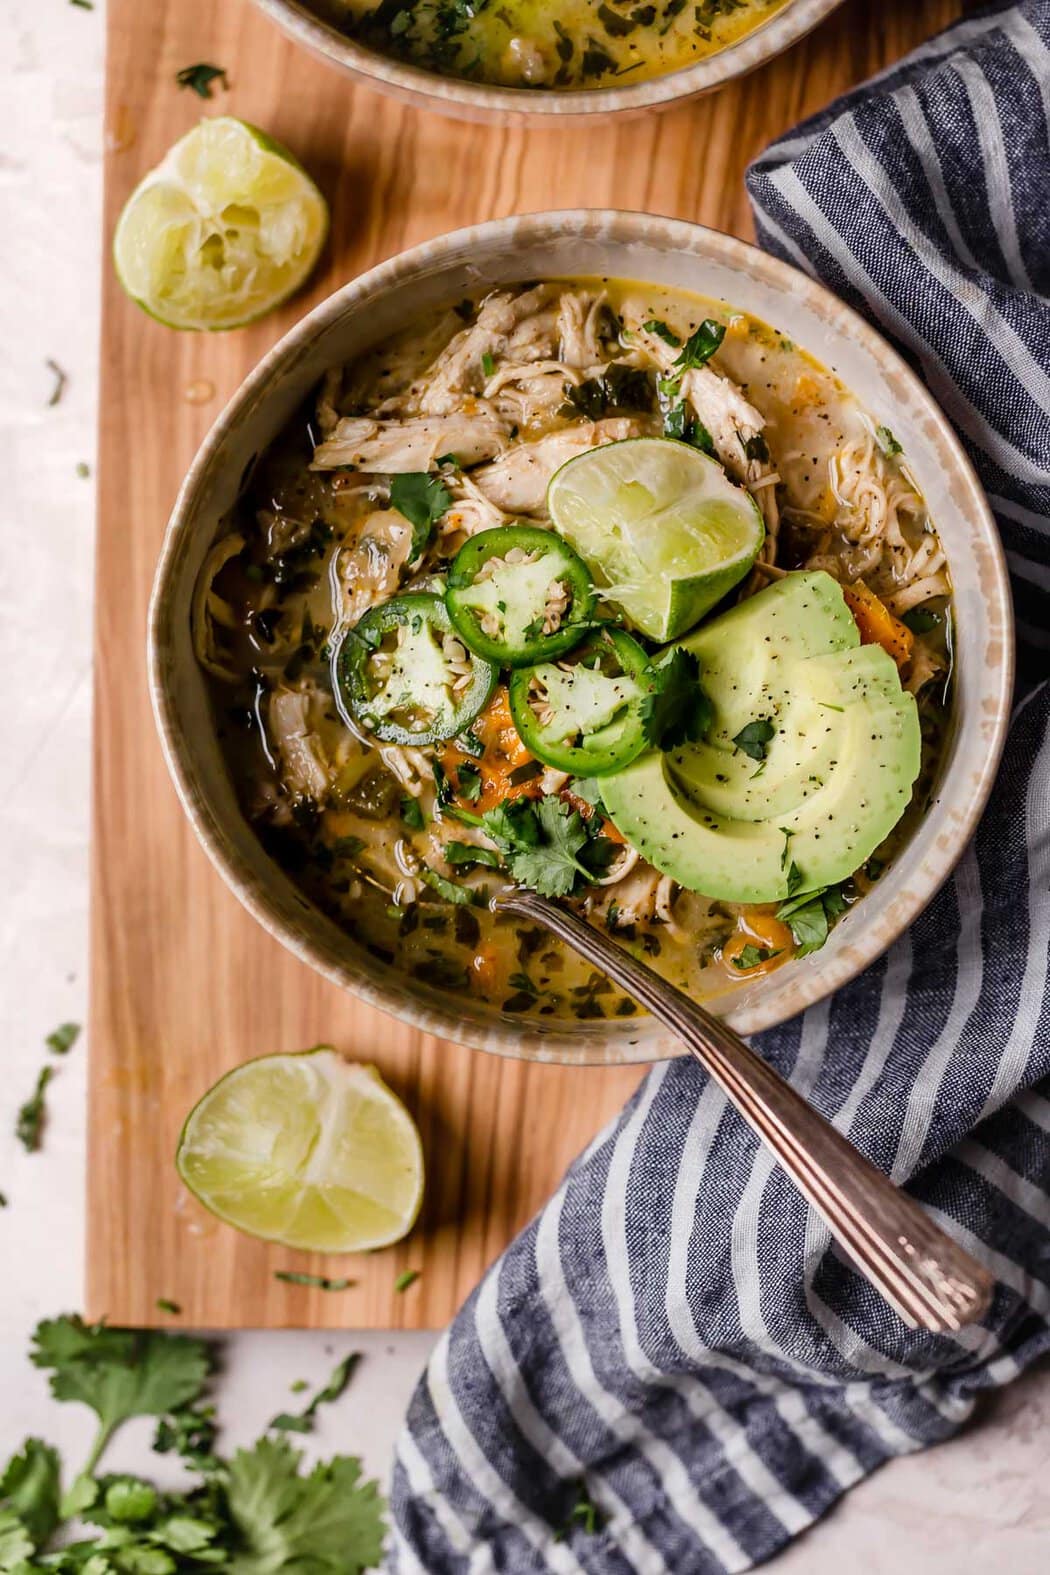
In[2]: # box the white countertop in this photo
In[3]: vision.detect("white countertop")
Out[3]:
[2,0,1048,1564]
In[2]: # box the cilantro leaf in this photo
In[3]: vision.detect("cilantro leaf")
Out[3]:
[875,424,902,458]
[175,63,228,98]
[455,763,483,802]
[778,895,828,955]
[0,1439,60,1547]
[642,318,681,347]
[0,1511,34,1571]
[445,841,502,870]
[273,1270,354,1291]
[269,1353,360,1436]
[732,944,780,971]
[224,1436,385,1575]
[482,797,590,898]
[642,649,714,751]
[480,798,540,854]
[902,606,938,634]
[399,796,425,831]
[45,1023,80,1056]
[732,718,776,761]
[394,1270,420,1293]
[663,402,714,453]
[31,1316,212,1481]
[389,473,452,562]
[673,318,726,373]
[420,867,474,905]
[569,776,605,811]
[741,431,769,463]
[15,1066,54,1153]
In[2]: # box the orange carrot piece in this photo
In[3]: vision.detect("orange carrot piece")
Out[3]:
[841,582,914,668]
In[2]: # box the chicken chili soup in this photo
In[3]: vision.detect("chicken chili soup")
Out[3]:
[194,279,952,1025]
[316,0,791,90]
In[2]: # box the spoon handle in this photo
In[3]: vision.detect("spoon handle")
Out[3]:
[495,888,994,1333]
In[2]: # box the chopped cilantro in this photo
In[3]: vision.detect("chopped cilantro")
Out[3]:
[389,472,452,561]
[45,359,68,407]
[274,1270,356,1291]
[394,1270,420,1293]
[400,795,426,831]
[155,1299,181,1315]
[672,318,726,373]
[456,762,483,802]
[269,1352,360,1435]
[732,944,780,971]
[775,881,849,955]
[742,431,769,463]
[420,867,474,905]
[175,63,228,98]
[445,841,502,869]
[569,776,605,811]
[642,318,682,347]
[732,718,776,761]
[555,1482,606,1541]
[902,606,938,634]
[16,1067,54,1152]
[663,401,715,453]
[875,424,903,457]
[481,351,496,379]
[45,1023,80,1056]
[642,649,714,750]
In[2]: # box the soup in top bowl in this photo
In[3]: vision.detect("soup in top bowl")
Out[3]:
[314,0,791,90]
[192,275,955,1028]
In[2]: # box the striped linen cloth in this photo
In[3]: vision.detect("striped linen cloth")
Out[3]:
[390,7,1050,1569]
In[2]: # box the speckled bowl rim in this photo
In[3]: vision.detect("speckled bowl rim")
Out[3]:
[251,0,844,121]
[148,210,1014,1066]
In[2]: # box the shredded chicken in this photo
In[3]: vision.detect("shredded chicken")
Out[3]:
[312,412,508,473]
[473,417,646,514]
[267,686,334,803]
[335,509,414,624]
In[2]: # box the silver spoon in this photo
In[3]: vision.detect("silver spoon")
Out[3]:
[494,888,994,1334]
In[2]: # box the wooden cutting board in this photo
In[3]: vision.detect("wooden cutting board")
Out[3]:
[89,0,961,1329]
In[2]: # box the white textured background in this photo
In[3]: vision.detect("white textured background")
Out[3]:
[1,0,1049,1565]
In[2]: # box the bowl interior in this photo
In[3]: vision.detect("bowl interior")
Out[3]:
[149,212,1013,1065]
[251,0,845,120]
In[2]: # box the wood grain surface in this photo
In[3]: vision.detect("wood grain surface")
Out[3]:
[89,0,962,1329]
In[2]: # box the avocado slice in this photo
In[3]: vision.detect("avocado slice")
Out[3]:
[600,571,922,903]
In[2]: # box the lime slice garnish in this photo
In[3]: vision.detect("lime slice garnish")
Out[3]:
[176,1048,423,1252]
[113,117,328,331]
[547,436,765,642]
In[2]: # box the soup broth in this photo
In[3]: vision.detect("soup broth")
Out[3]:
[195,279,952,1026]
[317,0,790,89]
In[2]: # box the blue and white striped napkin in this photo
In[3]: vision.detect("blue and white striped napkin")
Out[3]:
[391,6,1050,1568]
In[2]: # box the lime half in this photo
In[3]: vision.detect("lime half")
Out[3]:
[113,117,328,331]
[176,1048,423,1252]
[548,437,765,642]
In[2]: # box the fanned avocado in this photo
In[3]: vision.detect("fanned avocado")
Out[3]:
[600,572,921,903]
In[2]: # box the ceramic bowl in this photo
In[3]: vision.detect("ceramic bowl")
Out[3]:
[148,210,1013,1066]
[251,0,844,122]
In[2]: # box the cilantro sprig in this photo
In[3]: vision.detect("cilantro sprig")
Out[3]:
[2,1315,386,1571]
[480,796,616,899]
[389,472,452,562]
[776,882,849,956]
[642,650,714,751]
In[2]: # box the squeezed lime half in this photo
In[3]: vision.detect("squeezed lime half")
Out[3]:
[176,1048,424,1252]
[547,436,765,641]
[113,117,328,331]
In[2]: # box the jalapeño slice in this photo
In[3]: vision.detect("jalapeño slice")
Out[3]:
[445,524,595,668]
[336,592,497,746]
[508,627,654,777]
